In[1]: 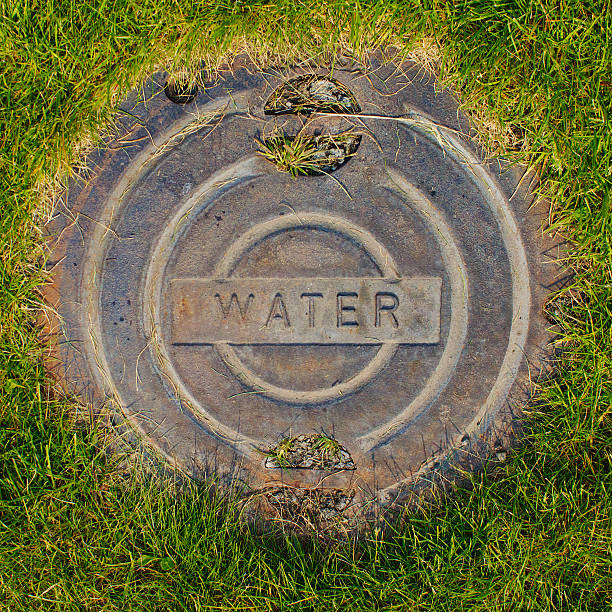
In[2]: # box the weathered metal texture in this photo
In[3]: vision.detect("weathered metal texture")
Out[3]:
[45,54,558,514]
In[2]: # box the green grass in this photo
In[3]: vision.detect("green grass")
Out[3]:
[1,0,611,609]
[258,132,322,176]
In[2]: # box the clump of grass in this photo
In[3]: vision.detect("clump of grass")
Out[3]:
[265,434,355,470]
[257,130,361,176]
[257,132,320,177]
[312,433,343,460]
[265,435,295,468]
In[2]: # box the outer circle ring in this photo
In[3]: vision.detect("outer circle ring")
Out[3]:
[78,101,530,470]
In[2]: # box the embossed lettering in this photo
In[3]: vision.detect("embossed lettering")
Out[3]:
[375,292,399,328]
[214,292,254,320]
[301,292,323,328]
[337,292,359,327]
[266,293,291,328]
[171,278,441,345]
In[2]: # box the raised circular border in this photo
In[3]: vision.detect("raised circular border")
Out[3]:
[77,94,530,472]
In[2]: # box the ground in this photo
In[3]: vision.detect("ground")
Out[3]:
[0,1,611,610]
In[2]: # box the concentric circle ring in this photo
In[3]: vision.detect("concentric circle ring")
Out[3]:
[212,212,401,405]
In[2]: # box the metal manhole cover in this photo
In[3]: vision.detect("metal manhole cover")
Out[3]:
[45,54,556,515]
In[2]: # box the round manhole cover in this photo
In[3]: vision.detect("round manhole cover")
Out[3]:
[45,55,556,515]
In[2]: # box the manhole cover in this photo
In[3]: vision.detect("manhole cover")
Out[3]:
[45,55,556,515]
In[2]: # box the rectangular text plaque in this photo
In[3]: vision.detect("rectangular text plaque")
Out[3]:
[170,277,441,345]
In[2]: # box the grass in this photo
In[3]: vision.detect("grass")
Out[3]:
[258,132,321,176]
[1,0,611,609]
[264,433,352,469]
[257,130,361,176]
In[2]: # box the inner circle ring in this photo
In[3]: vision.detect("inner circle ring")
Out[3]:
[212,212,402,405]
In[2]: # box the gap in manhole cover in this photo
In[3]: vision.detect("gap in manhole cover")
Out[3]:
[264,434,356,470]
[44,52,561,523]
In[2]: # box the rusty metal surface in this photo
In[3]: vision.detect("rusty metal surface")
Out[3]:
[44,54,558,514]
